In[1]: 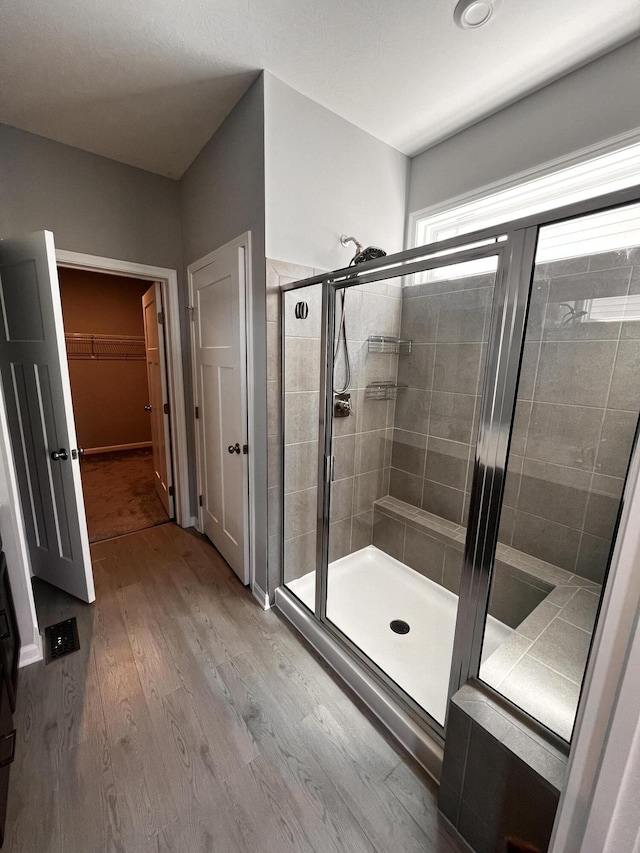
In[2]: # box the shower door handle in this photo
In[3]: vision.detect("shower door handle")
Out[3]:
[324,455,335,483]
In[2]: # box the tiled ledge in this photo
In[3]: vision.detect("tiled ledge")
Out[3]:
[441,681,564,853]
[374,494,602,740]
[375,495,466,546]
[375,495,600,592]
[451,682,568,791]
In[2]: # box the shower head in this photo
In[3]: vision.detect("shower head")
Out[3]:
[351,246,387,266]
[340,234,387,266]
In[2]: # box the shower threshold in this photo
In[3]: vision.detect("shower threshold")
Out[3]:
[286,545,511,725]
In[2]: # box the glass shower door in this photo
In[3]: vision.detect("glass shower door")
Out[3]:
[477,200,640,741]
[322,252,503,726]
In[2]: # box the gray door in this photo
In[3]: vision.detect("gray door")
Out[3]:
[0,231,95,602]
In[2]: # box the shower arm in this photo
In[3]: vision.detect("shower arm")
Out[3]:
[340,234,364,257]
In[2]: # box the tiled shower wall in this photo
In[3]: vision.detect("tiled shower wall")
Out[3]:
[498,250,640,584]
[328,282,402,563]
[266,259,317,595]
[388,273,495,527]
[388,250,640,585]
[277,272,402,586]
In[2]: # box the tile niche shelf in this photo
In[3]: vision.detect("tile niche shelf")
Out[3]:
[365,381,407,401]
[367,335,412,355]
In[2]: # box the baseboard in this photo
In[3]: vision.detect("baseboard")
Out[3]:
[252,581,271,610]
[84,442,152,455]
[19,638,43,668]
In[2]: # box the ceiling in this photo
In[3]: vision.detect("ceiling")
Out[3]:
[1,0,639,179]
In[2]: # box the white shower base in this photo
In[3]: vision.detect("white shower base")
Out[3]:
[286,545,511,725]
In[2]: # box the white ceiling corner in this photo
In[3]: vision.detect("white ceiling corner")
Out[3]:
[0,0,639,178]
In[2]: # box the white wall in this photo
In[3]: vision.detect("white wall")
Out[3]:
[407,37,640,219]
[180,75,269,595]
[264,72,409,272]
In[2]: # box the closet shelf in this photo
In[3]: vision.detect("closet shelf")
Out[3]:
[65,333,146,361]
[365,381,407,401]
[367,335,412,355]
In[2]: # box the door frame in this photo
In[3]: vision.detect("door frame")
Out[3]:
[56,250,190,527]
[187,232,255,591]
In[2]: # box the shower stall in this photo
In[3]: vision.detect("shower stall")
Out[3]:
[276,185,640,766]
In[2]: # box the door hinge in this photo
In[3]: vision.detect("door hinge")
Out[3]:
[195,406,199,419]
[199,494,203,507]
[168,485,174,497]
[157,310,165,325]
[187,306,195,321]
[242,444,248,455]
[163,402,170,415]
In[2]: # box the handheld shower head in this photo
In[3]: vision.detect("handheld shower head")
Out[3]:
[340,234,387,266]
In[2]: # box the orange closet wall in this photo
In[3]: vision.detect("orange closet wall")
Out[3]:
[59,268,152,452]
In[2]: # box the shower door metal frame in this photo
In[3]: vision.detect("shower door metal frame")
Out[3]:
[281,232,515,740]
[279,181,640,749]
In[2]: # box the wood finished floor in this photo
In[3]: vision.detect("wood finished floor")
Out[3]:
[5,523,466,853]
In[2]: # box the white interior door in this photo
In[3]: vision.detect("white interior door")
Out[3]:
[191,244,249,583]
[142,283,174,518]
[0,231,95,602]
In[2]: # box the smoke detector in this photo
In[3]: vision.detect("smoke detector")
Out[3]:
[454,0,502,29]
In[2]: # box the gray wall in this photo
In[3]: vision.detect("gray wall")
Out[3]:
[0,123,182,268]
[264,72,409,272]
[408,38,640,219]
[180,75,266,275]
[0,122,184,657]
[0,77,270,597]
[180,75,268,593]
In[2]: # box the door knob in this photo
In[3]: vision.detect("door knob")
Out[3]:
[50,448,68,461]
[228,443,241,454]
[71,447,84,460]
[144,405,152,412]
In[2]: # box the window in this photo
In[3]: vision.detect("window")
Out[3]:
[411,137,640,282]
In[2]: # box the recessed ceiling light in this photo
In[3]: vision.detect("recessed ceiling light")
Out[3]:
[454,0,502,29]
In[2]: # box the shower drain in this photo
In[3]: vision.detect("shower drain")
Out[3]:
[390,620,410,635]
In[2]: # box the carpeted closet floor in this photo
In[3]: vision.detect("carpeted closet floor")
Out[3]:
[80,447,170,542]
